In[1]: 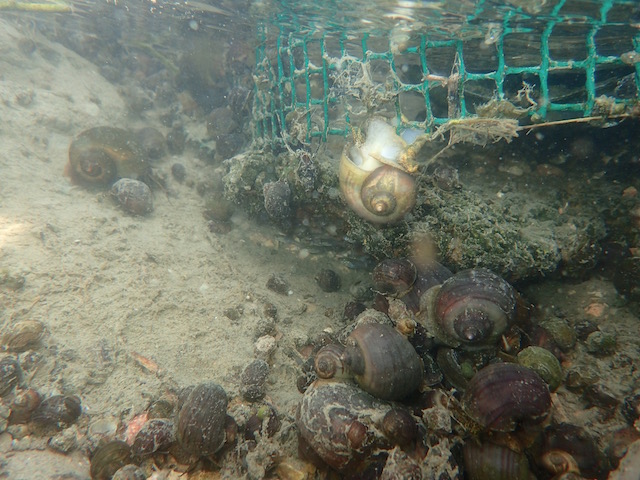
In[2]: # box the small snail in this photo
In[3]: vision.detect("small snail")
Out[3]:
[314,323,423,401]
[372,257,452,313]
[339,117,423,224]
[420,268,517,348]
[67,126,150,187]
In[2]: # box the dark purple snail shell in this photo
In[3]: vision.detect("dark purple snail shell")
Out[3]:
[427,268,517,347]
[461,362,551,432]
[296,380,388,472]
[344,323,423,401]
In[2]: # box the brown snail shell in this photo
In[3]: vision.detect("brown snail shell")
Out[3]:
[421,268,517,347]
[344,323,423,400]
[314,343,349,380]
[0,319,44,352]
[339,118,417,224]
[8,388,41,424]
[463,441,535,480]
[461,362,551,432]
[67,126,149,187]
[176,382,228,457]
[90,440,134,480]
[296,379,389,472]
[31,394,82,430]
[380,407,418,447]
[372,258,418,297]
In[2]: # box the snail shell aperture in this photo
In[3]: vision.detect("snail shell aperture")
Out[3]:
[339,118,418,224]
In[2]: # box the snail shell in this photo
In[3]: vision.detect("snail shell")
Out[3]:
[463,441,535,480]
[110,178,153,215]
[372,258,418,297]
[176,382,228,457]
[0,319,44,352]
[90,440,134,480]
[131,419,176,457]
[296,379,389,472]
[461,362,551,432]
[31,394,82,430]
[339,118,417,224]
[344,323,423,400]
[8,388,41,424]
[421,268,517,348]
[67,127,149,187]
[373,257,452,313]
[516,346,563,391]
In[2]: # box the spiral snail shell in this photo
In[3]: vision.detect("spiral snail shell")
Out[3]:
[67,127,150,187]
[420,268,517,348]
[339,118,418,224]
[313,323,423,401]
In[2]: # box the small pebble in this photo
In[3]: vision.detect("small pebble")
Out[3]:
[240,360,270,402]
[112,465,146,480]
[254,335,277,362]
[110,178,153,215]
[585,330,617,356]
[315,269,341,293]
[266,274,290,295]
[171,163,186,182]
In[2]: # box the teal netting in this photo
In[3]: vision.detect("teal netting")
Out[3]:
[253,0,640,144]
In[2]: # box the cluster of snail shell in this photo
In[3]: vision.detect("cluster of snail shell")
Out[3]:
[296,257,606,478]
[338,117,424,224]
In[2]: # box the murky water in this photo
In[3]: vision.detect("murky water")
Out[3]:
[0,1,639,479]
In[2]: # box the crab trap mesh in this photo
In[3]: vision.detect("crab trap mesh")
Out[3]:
[252,0,640,146]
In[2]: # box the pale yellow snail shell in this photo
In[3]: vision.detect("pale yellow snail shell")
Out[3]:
[339,118,417,224]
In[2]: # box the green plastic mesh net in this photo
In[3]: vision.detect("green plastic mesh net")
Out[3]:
[252,0,640,145]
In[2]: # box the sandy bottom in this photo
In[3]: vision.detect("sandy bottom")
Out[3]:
[0,17,639,480]
[0,19,360,478]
